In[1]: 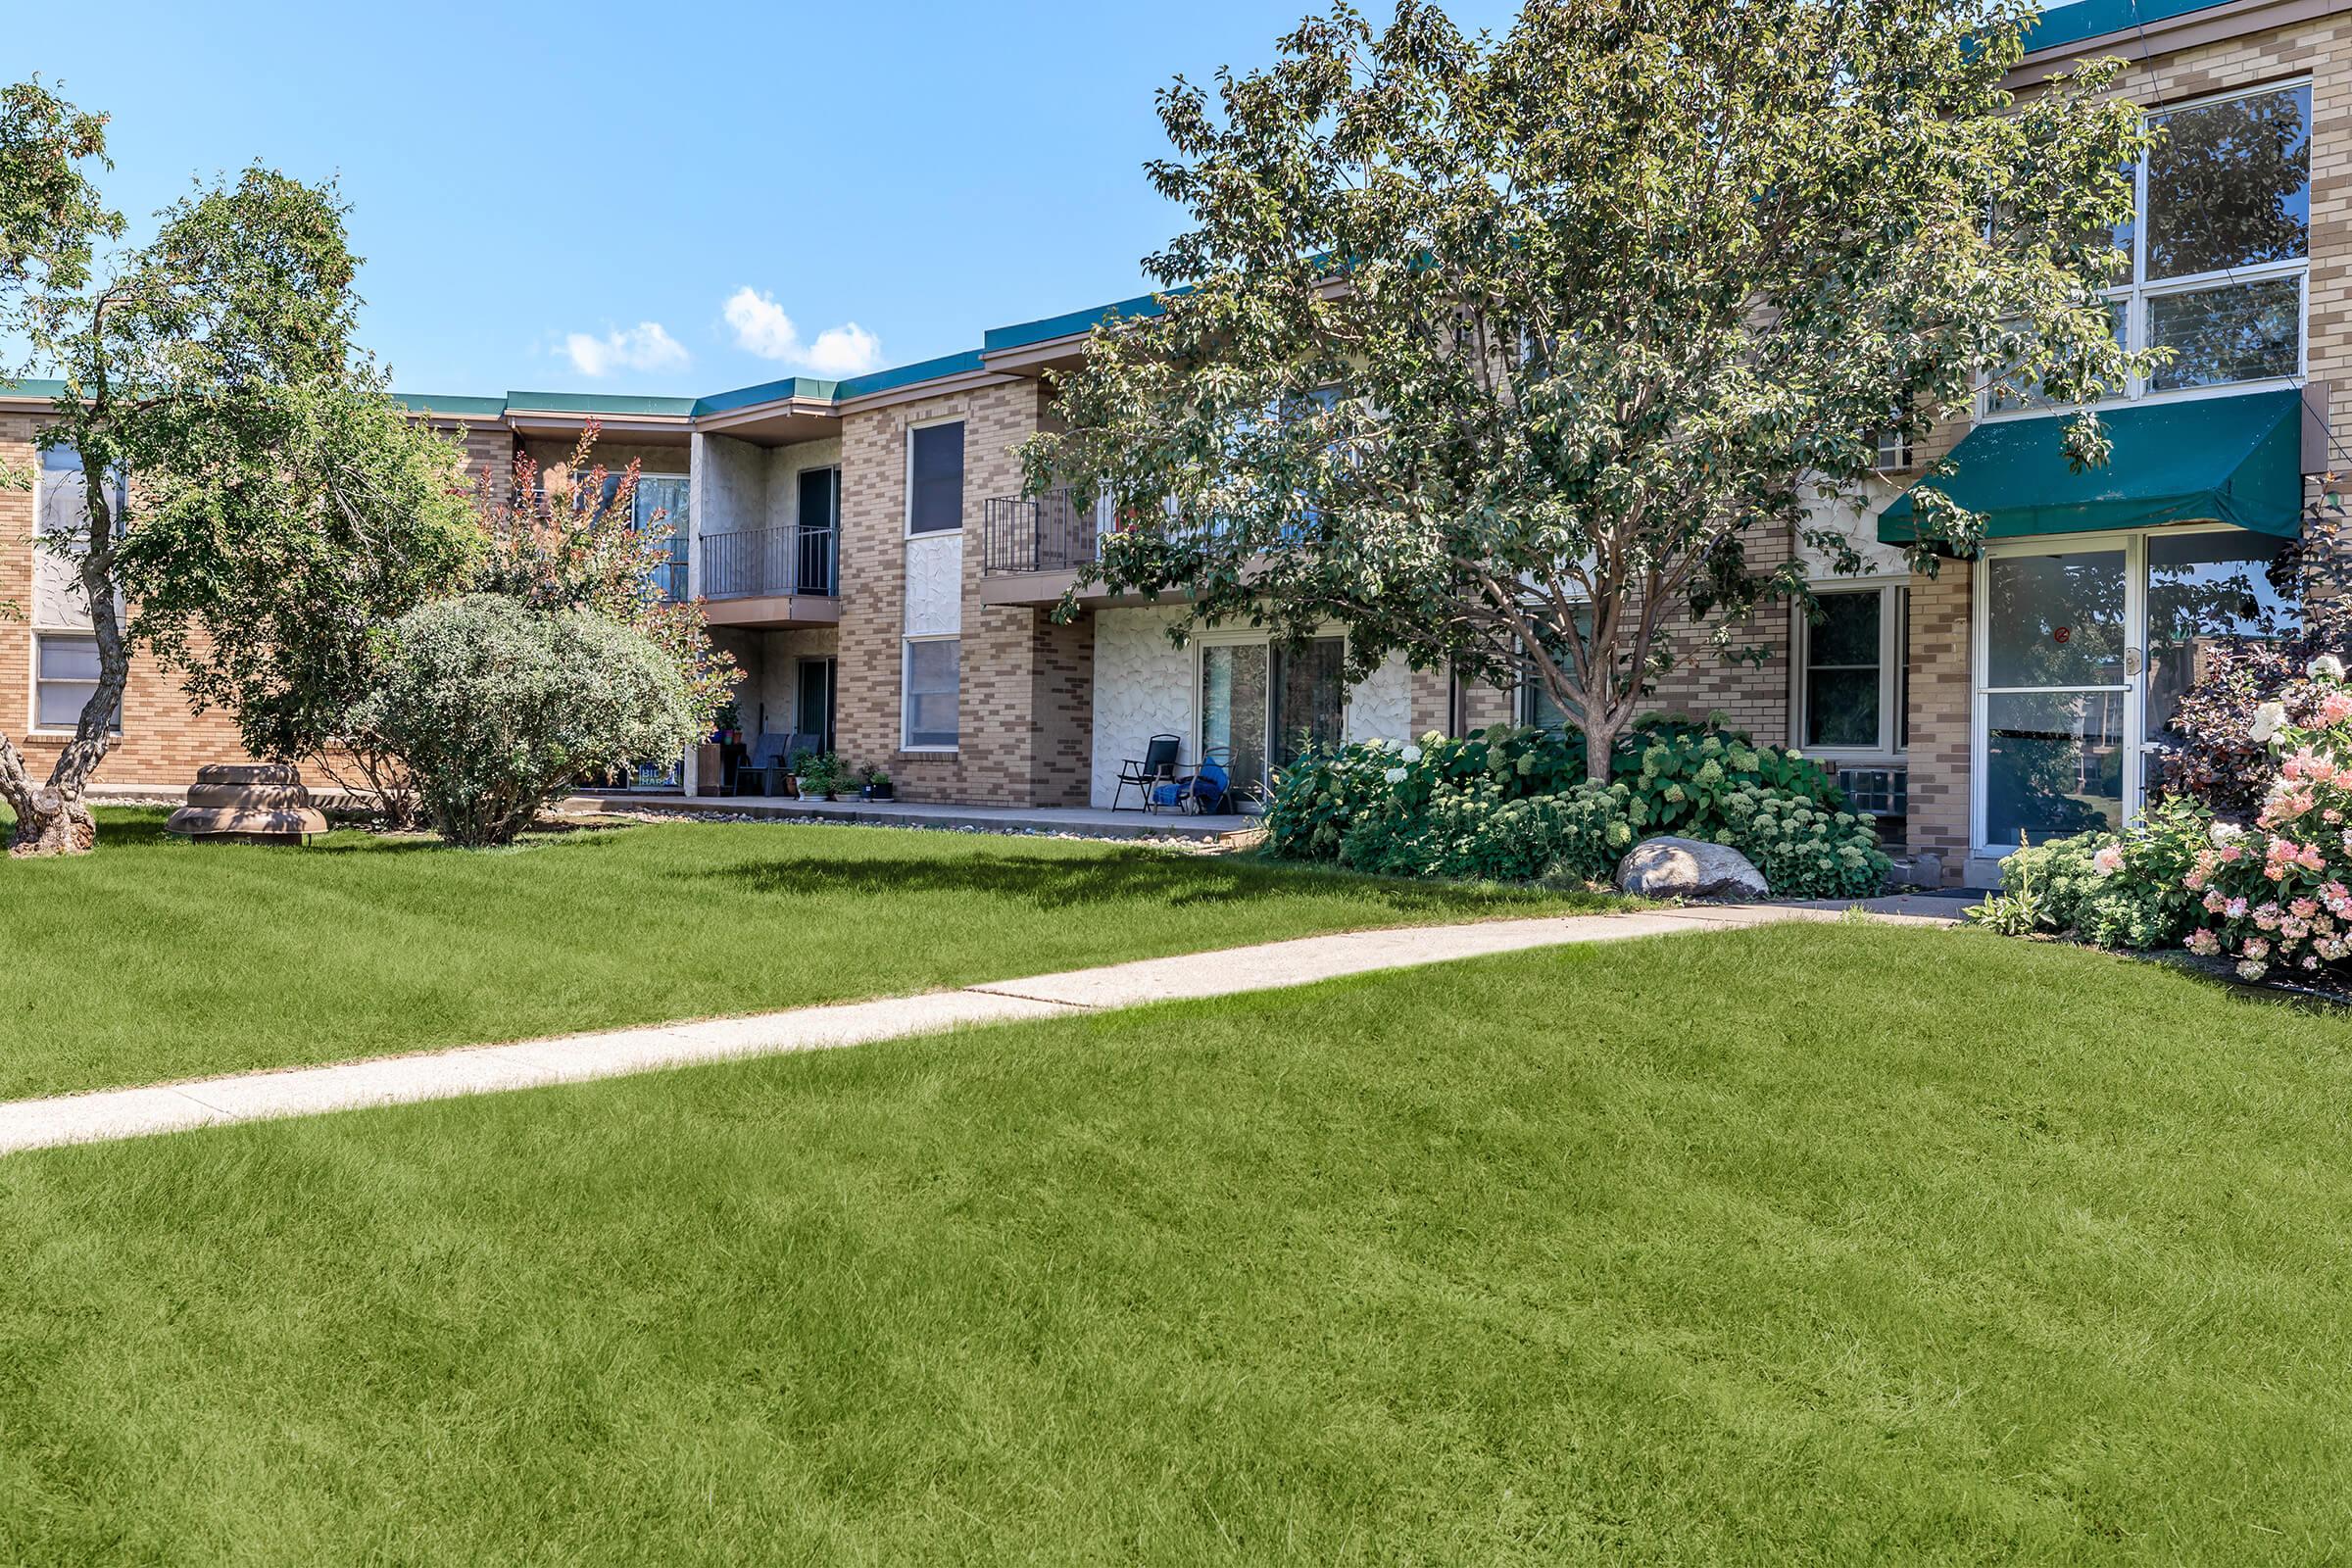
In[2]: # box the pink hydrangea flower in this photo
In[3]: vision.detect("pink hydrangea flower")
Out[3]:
[2092,844,2125,877]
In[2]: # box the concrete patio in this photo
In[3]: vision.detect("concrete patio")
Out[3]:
[561,791,1263,842]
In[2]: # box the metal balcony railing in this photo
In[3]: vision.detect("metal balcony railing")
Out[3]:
[982,486,1106,575]
[697,524,839,600]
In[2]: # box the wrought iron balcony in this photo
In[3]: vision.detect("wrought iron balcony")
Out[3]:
[697,524,839,600]
[982,486,1106,575]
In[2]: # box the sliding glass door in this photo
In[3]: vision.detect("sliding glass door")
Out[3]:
[1200,636,1348,805]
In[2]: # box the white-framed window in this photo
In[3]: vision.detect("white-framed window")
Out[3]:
[1986,79,2310,417]
[1793,584,1907,757]
[903,635,959,750]
[1873,427,1915,471]
[32,633,118,733]
[906,419,964,536]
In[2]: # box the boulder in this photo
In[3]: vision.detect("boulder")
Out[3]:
[1615,835,1768,901]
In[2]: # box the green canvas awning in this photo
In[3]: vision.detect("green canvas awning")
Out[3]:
[1877,387,2305,546]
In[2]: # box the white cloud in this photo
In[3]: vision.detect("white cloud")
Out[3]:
[563,320,689,377]
[722,286,884,376]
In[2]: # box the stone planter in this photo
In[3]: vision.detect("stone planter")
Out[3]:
[165,763,328,846]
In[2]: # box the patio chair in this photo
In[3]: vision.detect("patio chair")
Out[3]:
[1114,733,1183,811]
[1152,747,1234,815]
[732,731,801,797]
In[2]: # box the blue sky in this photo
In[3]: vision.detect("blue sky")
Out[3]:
[34,0,1521,400]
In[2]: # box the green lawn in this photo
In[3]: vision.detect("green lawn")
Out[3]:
[4,924,2350,1562]
[0,808,1612,1101]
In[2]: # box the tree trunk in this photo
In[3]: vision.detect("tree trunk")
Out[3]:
[1585,716,1619,783]
[0,739,99,857]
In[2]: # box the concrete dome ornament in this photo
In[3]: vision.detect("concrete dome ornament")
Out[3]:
[164,763,327,846]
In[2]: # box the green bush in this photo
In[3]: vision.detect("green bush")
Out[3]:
[359,595,699,848]
[1705,787,1889,900]
[1970,796,2211,951]
[1267,718,1885,896]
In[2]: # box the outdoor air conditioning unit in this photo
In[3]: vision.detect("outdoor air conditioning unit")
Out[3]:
[1835,766,1908,818]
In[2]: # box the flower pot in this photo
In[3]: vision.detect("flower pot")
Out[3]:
[860,783,896,801]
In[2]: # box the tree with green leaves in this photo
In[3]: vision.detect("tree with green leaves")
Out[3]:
[0,76,398,854]
[1024,0,2150,780]
[116,375,482,829]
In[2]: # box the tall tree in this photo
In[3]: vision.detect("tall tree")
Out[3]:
[115,372,482,828]
[1024,0,2150,780]
[0,73,367,854]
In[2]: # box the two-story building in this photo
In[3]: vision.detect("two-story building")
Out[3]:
[3,0,2337,885]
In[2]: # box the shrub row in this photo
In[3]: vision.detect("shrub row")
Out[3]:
[1265,720,1889,898]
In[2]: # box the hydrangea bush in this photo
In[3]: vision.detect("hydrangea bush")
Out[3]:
[1264,720,1886,896]
[2178,660,2352,981]
[1976,659,2352,985]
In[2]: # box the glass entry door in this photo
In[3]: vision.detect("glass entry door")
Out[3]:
[1976,528,2298,856]
[1979,543,2133,852]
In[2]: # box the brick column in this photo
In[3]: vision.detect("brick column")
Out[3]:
[1906,563,1972,882]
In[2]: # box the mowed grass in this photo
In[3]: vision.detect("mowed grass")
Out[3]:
[6,924,2352,1563]
[0,808,1612,1100]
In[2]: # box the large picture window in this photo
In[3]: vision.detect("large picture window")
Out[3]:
[1990,81,2309,415]
[903,636,959,749]
[907,421,964,535]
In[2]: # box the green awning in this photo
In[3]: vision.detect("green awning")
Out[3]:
[1877,388,2305,546]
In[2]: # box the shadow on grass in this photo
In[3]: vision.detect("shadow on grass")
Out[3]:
[696,848,1588,914]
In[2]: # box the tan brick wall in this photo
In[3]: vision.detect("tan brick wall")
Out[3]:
[0,411,253,791]
[1905,564,1973,872]
[835,380,1095,805]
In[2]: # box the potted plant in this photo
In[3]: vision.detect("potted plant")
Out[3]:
[858,764,895,802]
[796,751,844,802]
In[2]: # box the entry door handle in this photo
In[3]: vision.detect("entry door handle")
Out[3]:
[2125,646,2144,677]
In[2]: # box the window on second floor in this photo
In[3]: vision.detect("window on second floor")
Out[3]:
[36,445,128,540]
[908,421,964,535]
[1990,80,2310,416]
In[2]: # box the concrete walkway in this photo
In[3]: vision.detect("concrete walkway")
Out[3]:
[0,902,1955,1157]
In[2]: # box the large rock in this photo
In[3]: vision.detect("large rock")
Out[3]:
[1615,835,1768,901]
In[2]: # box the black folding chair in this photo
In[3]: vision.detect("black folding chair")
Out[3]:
[1114,733,1183,811]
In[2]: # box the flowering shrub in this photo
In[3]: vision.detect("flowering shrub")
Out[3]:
[2179,664,2352,981]
[2159,511,2352,820]
[1969,796,2211,950]
[1707,788,1891,900]
[1265,719,1884,895]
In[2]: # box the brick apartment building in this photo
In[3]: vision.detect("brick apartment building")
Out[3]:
[1,0,2337,884]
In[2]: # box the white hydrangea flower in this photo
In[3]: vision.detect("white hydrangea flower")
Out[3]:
[1383,766,1407,784]
[2251,701,2288,744]
[1399,743,1423,763]
[2311,655,2346,682]
[2211,821,2246,846]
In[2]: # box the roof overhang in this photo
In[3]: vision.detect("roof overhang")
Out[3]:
[2009,0,2347,85]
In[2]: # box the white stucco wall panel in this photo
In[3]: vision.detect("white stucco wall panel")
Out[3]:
[1344,652,1414,747]
[1090,607,1194,808]
[904,533,963,636]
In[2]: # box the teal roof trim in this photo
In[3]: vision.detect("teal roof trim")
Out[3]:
[2026,0,2233,54]
[0,378,69,400]
[983,288,1175,352]
[391,392,508,417]
[502,390,698,416]
[833,349,988,401]
[693,375,842,416]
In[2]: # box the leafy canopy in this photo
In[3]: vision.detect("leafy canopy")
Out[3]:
[1025,0,2148,774]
